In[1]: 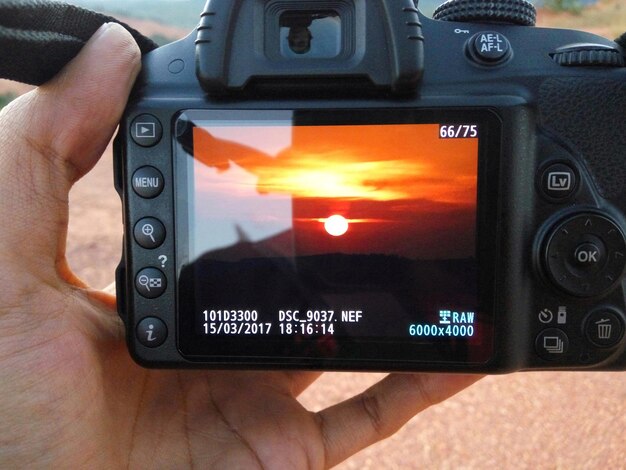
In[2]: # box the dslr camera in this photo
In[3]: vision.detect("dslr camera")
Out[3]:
[114,0,626,372]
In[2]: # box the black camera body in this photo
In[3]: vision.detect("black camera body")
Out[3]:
[114,0,626,372]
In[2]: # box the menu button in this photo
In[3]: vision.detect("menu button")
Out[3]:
[132,166,164,199]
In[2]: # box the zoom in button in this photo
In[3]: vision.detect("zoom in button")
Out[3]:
[134,218,166,249]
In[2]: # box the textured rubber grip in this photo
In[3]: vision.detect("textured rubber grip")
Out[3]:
[538,77,626,199]
[433,0,536,27]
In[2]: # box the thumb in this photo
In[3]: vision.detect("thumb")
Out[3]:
[0,23,141,280]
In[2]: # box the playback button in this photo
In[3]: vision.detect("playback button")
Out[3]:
[131,114,163,147]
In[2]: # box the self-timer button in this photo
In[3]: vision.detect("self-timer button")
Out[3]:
[468,31,512,65]
[536,328,569,361]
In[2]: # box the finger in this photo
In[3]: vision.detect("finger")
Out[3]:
[209,370,322,398]
[84,281,118,312]
[103,281,117,296]
[279,371,323,397]
[0,23,140,275]
[318,373,483,468]
[84,288,117,312]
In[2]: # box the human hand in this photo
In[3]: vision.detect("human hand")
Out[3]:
[0,23,481,468]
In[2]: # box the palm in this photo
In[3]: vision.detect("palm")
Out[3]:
[2,290,324,467]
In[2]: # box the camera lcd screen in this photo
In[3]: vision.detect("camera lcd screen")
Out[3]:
[176,109,498,365]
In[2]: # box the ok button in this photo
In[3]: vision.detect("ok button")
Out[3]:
[573,242,606,268]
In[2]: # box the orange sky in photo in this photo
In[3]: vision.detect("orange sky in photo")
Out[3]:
[193,124,477,205]
[192,123,478,259]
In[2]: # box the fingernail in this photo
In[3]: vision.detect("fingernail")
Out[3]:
[90,22,113,42]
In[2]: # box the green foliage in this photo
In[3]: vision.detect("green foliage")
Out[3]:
[0,93,16,110]
[544,0,584,14]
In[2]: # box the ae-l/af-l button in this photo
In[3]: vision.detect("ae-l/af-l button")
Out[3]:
[468,31,512,65]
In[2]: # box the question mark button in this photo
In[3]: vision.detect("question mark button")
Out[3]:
[135,268,167,299]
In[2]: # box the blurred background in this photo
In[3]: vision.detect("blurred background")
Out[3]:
[1,1,625,468]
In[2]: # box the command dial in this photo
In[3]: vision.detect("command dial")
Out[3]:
[551,44,625,67]
[433,0,536,27]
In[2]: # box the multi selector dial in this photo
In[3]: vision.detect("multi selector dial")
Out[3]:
[433,0,537,27]
[542,213,626,297]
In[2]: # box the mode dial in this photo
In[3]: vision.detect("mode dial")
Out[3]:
[433,0,536,27]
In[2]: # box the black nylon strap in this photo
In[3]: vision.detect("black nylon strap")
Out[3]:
[616,32,626,53]
[0,0,158,86]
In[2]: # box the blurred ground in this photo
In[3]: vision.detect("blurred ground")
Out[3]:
[536,0,626,39]
[67,148,626,469]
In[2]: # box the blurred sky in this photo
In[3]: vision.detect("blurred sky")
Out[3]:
[51,0,591,29]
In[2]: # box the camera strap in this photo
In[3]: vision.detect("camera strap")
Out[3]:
[0,0,158,86]
[616,32,626,52]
